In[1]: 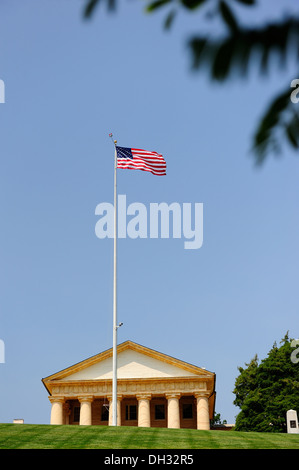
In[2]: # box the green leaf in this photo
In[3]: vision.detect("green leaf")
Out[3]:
[285,112,299,149]
[189,38,209,69]
[84,0,101,17]
[212,38,235,79]
[189,18,299,81]
[252,88,291,163]
[146,0,172,13]
[180,0,206,11]
[233,0,255,5]
[219,1,238,32]
[164,9,177,29]
[84,0,115,16]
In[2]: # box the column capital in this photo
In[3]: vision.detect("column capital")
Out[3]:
[78,395,94,403]
[49,396,65,404]
[107,395,123,401]
[136,394,152,401]
[165,393,181,400]
[194,392,210,399]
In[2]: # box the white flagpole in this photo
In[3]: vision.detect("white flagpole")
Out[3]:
[110,133,118,426]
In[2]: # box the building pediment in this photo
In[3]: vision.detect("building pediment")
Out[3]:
[42,340,214,385]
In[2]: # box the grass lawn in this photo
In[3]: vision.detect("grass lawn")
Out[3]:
[0,423,299,449]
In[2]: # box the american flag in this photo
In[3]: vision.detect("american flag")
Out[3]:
[116,146,166,176]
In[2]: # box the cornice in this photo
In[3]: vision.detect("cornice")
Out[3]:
[45,376,212,399]
[44,375,214,390]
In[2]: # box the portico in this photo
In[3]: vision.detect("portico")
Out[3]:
[42,341,216,430]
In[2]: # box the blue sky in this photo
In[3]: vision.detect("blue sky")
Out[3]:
[0,0,298,426]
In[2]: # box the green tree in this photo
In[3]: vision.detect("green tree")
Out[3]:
[212,412,227,425]
[83,0,299,165]
[233,333,299,432]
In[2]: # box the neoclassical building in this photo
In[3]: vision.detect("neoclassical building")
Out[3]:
[42,341,216,430]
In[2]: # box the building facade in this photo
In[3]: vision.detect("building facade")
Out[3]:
[42,341,216,430]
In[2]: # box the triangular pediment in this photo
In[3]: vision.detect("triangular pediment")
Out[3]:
[42,341,213,384]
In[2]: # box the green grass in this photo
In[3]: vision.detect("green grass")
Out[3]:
[0,423,299,449]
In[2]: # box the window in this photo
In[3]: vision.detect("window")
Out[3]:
[73,406,80,423]
[125,405,137,421]
[101,404,109,422]
[182,404,193,419]
[155,404,165,420]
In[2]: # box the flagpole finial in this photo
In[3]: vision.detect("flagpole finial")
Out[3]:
[109,133,117,147]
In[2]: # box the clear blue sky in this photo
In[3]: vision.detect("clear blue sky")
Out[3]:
[0,0,298,426]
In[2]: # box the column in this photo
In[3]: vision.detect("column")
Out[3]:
[108,396,113,426]
[137,394,151,427]
[117,396,122,426]
[166,393,180,429]
[195,394,210,430]
[49,396,65,425]
[78,396,93,425]
[108,395,122,426]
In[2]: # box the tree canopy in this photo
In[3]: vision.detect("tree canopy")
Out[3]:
[83,0,299,165]
[233,333,299,432]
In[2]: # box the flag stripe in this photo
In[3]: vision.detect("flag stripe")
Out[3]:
[117,165,165,176]
[116,146,166,176]
[116,162,166,174]
[117,162,166,173]
[128,158,164,167]
[117,165,165,172]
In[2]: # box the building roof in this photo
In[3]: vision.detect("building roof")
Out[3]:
[42,340,215,386]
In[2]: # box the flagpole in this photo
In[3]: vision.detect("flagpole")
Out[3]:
[110,133,118,426]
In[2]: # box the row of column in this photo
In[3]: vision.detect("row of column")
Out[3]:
[50,393,210,430]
